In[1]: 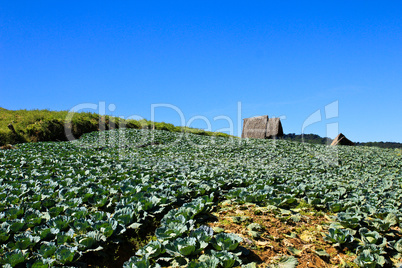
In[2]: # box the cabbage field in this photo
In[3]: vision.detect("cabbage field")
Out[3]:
[0,129,401,267]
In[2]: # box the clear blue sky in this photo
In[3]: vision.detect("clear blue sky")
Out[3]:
[1,1,401,142]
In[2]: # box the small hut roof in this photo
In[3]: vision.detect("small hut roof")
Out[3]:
[266,118,284,139]
[330,133,354,146]
[242,115,269,139]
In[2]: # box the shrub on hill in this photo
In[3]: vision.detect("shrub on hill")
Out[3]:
[0,108,231,146]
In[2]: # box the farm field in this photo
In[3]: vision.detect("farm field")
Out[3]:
[0,129,401,267]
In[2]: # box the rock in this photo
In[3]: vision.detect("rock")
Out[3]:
[330,133,354,146]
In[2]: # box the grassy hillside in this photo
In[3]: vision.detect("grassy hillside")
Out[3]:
[0,107,230,146]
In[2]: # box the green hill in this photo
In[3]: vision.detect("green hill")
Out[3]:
[0,108,230,146]
[282,133,333,145]
[283,133,402,149]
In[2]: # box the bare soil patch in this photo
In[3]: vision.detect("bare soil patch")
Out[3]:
[207,202,357,267]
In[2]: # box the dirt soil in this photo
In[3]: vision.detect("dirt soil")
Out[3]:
[207,201,358,267]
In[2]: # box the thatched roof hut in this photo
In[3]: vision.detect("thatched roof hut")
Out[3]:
[241,115,268,139]
[330,133,354,146]
[266,118,284,139]
[242,115,284,139]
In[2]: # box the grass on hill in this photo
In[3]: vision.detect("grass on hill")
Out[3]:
[0,108,230,146]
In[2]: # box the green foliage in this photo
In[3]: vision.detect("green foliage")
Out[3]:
[355,248,386,268]
[393,239,402,252]
[38,242,57,258]
[211,233,243,251]
[283,133,332,145]
[0,128,401,266]
[136,240,165,258]
[165,237,198,257]
[190,226,214,251]
[336,212,362,229]
[55,245,78,264]
[356,141,402,149]
[0,107,231,146]
[1,249,27,266]
[283,133,402,149]
[324,228,354,247]
[123,256,155,268]
[208,250,241,268]
[359,228,387,248]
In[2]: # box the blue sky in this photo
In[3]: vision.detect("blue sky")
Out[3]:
[1,1,401,142]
